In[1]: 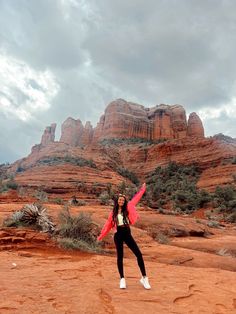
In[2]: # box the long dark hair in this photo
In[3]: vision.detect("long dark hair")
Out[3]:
[112,195,129,227]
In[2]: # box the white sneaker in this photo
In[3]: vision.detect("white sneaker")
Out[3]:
[140,276,151,289]
[120,278,126,289]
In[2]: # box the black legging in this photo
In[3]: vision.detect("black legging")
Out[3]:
[114,225,146,278]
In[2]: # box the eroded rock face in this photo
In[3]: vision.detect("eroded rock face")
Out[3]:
[93,100,198,142]
[40,100,204,147]
[60,117,84,146]
[40,123,56,146]
[60,118,94,146]
[81,121,93,146]
[187,112,204,138]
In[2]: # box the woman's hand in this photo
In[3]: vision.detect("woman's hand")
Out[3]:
[142,183,146,189]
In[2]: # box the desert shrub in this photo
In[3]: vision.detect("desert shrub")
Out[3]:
[213,185,236,213]
[34,190,48,202]
[148,228,170,244]
[0,178,18,193]
[57,238,98,251]
[215,185,235,202]
[117,167,139,185]
[3,204,55,232]
[16,166,25,173]
[3,211,25,227]
[146,162,207,213]
[99,192,110,205]
[53,198,64,205]
[197,190,212,207]
[231,156,236,164]
[6,180,18,190]
[37,156,97,168]
[0,184,8,193]
[55,206,100,252]
[125,186,138,200]
[77,181,86,192]
[76,199,87,206]
[106,183,115,199]
[207,220,220,228]
[117,181,127,194]
[17,187,27,197]
[155,233,170,244]
[225,212,236,223]
[99,137,167,146]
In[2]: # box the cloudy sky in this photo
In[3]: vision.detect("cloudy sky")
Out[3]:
[0,0,236,164]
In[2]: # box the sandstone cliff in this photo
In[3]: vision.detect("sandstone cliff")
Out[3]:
[39,99,205,148]
[40,123,56,146]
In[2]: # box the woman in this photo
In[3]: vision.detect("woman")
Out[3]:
[97,183,151,290]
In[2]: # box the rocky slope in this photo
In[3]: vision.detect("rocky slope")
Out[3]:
[2,99,236,200]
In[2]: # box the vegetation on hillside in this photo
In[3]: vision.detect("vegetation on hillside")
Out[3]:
[146,161,236,221]
[99,137,167,146]
[37,155,97,168]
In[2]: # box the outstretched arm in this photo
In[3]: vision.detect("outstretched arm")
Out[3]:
[97,211,113,241]
[128,183,146,207]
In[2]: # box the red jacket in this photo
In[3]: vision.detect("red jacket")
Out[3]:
[97,186,146,241]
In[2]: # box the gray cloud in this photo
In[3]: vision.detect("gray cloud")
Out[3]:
[0,0,236,163]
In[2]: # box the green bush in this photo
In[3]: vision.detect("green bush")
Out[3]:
[34,190,48,202]
[76,200,87,206]
[37,156,97,168]
[99,192,110,205]
[16,166,25,173]
[99,137,167,146]
[55,206,100,252]
[53,198,64,205]
[232,156,236,164]
[0,184,9,193]
[117,181,127,194]
[226,212,236,223]
[6,180,18,190]
[3,204,55,232]
[117,167,139,185]
[213,185,236,213]
[146,162,205,213]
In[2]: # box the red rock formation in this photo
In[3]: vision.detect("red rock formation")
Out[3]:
[197,164,236,191]
[113,136,236,187]
[81,121,93,145]
[60,117,84,146]
[40,123,56,146]
[60,118,94,146]
[93,100,191,142]
[38,100,203,148]
[187,112,204,138]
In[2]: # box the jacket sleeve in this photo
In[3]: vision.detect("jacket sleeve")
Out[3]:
[97,211,113,241]
[128,185,146,207]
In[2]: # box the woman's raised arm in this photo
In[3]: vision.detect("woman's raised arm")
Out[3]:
[128,183,146,207]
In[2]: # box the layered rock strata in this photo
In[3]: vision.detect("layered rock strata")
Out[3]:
[38,99,204,147]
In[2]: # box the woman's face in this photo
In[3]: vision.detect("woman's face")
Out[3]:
[118,196,125,207]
